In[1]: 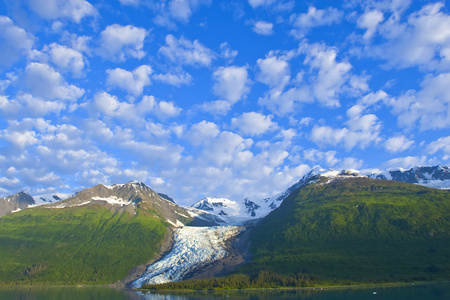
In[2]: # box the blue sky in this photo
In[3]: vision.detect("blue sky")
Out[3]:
[1,0,450,204]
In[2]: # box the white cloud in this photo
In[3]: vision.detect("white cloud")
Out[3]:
[158,34,215,67]
[213,66,251,103]
[301,43,352,107]
[187,120,220,146]
[357,10,384,41]
[256,55,290,87]
[152,72,192,86]
[106,65,152,96]
[427,136,450,159]
[389,73,450,130]
[220,42,238,63]
[0,16,34,68]
[382,156,427,170]
[247,0,276,8]
[303,149,339,166]
[24,62,84,101]
[157,100,182,118]
[202,131,252,167]
[259,43,353,115]
[291,6,343,38]
[49,43,85,77]
[118,0,140,5]
[0,93,65,119]
[384,135,414,153]
[310,100,382,150]
[92,92,181,121]
[26,0,97,23]
[1,128,38,149]
[231,112,276,136]
[93,92,139,121]
[338,157,364,170]
[253,21,274,35]
[199,100,232,116]
[97,24,147,62]
[372,3,450,71]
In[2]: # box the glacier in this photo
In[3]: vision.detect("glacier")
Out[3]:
[130,225,244,288]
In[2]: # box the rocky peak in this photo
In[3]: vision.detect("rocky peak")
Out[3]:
[0,191,35,217]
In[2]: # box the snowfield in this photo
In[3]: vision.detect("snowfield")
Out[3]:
[131,225,244,288]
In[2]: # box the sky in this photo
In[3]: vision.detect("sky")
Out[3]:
[0,0,450,205]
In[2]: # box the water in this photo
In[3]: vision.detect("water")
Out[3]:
[0,283,449,299]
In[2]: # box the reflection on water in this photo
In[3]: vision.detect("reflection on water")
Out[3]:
[0,283,449,300]
[136,283,450,300]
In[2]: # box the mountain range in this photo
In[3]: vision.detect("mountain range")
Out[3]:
[0,165,449,286]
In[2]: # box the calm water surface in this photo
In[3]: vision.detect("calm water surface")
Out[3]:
[1,283,449,299]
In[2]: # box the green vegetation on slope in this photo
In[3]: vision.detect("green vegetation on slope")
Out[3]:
[142,271,320,290]
[0,204,169,285]
[240,177,450,283]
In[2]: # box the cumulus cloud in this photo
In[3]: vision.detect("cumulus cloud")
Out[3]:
[49,43,85,77]
[382,156,427,170]
[357,10,384,41]
[290,6,343,38]
[389,73,450,130]
[202,131,252,167]
[231,112,276,136]
[1,127,38,149]
[0,16,34,68]
[24,62,84,101]
[0,93,65,119]
[186,120,220,146]
[213,66,251,103]
[97,24,147,62]
[301,43,352,107]
[384,135,414,153]
[198,100,232,116]
[253,21,274,35]
[158,34,215,67]
[92,92,181,121]
[26,0,97,23]
[303,149,339,166]
[310,95,383,150]
[427,136,450,160]
[152,72,192,86]
[256,55,290,88]
[106,65,152,96]
[371,3,450,71]
[152,0,211,28]
[258,43,355,115]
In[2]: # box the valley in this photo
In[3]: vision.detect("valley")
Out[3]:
[0,165,449,289]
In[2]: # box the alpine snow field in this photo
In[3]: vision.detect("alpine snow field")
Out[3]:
[0,181,190,285]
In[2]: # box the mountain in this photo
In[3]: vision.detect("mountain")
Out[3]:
[0,191,71,218]
[0,191,34,217]
[32,193,72,206]
[0,181,191,285]
[366,165,450,189]
[240,172,450,283]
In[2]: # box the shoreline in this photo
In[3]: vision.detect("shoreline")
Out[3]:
[135,280,450,293]
[0,280,449,293]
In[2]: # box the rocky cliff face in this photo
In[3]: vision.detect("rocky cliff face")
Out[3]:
[0,191,35,217]
[51,181,191,227]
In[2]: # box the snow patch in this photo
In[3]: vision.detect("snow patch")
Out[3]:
[166,219,184,227]
[131,225,244,287]
[91,196,131,206]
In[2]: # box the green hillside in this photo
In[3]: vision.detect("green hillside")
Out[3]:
[241,176,450,283]
[0,204,170,285]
